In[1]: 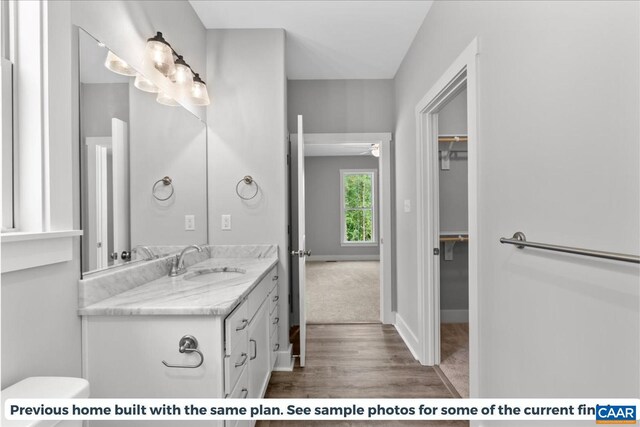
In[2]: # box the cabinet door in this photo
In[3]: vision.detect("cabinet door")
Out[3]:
[247,301,271,399]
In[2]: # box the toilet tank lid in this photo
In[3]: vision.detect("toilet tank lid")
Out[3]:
[2,376,90,399]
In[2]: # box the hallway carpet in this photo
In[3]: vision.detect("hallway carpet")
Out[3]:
[306,261,379,323]
[439,323,469,398]
[259,324,468,427]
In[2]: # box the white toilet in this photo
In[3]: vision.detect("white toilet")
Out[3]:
[1,377,90,427]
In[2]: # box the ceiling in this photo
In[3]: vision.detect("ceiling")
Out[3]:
[189,0,433,80]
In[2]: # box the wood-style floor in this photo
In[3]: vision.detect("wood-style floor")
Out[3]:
[258,324,468,427]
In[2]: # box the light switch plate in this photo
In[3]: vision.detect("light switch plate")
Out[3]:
[184,215,195,231]
[221,214,231,231]
[404,199,411,213]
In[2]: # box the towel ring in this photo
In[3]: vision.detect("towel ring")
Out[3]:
[152,176,174,201]
[235,175,259,200]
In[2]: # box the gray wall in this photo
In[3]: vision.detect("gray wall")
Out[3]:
[206,29,290,354]
[288,79,394,133]
[1,0,206,389]
[394,0,639,400]
[129,83,207,247]
[438,89,468,313]
[305,156,380,258]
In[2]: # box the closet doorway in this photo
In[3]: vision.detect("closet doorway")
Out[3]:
[415,38,479,397]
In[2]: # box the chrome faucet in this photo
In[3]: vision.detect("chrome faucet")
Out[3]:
[169,245,203,277]
[132,245,156,261]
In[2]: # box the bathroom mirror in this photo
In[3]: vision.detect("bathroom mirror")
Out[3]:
[79,28,208,275]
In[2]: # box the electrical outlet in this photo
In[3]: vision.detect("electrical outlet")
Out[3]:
[184,215,195,231]
[221,214,231,231]
[404,199,411,213]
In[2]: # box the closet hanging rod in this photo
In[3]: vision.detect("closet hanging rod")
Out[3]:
[440,232,469,242]
[500,232,640,264]
[438,136,468,143]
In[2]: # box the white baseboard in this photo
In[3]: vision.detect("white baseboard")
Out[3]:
[272,343,294,371]
[309,254,380,262]
[441,309,468,323]
[394,313,420,361]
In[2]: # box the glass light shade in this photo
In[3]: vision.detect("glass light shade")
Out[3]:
[190,76,210,106]
[173,57,193,87]
[134,73,159,93]
[156,91,179,107]
[370,144,380,157]
[145,33,175,77]
[104,51,136,76]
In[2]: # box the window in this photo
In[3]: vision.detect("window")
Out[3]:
[340,170,376,245]
[1,0,14,230]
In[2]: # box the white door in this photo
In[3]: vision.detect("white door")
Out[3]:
[111,118,129,264]
[295,115,309,367]
[95,145,109,269]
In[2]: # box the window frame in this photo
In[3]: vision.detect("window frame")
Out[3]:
[340,169,377,247]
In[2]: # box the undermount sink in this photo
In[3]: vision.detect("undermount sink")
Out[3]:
[183,267,246,283]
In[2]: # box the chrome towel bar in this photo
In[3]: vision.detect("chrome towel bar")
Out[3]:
[500,232,640,264]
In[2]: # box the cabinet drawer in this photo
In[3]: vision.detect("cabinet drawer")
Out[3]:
[226,361,249,399]
[268,284,279,315]
[269,303,279,337]
[224,344,249,395]
[225,300,249,356]
[246,269,273,322]
[225,366,250,427]
[270,327,279,370]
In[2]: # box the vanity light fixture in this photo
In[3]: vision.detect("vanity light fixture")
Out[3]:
[104,31,210,106]
[104,50,136,76]
[134,73,159,93]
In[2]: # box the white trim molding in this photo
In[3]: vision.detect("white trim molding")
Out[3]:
[272,343,295,372]
[394,313,420,361]
[1,230,82,273]
[414,37,479,398]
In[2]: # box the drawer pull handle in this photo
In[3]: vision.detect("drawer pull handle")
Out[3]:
[272,295,279,302]
[272,317,280,325]
[235,352,248,368]
[235,319,249,331]
[250,339,257,360]
[162,335,204,369]
[273,343,280,351]
[272,275,278,281]
[241,388,249,399]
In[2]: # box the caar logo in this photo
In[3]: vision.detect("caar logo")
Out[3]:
[596,405,637,424]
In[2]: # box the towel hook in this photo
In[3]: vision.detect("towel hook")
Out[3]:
[162,335,204,368]
[235,175,259,200]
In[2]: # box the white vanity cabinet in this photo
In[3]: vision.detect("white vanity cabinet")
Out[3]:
[224,266,278,401]
[82,264,279,427]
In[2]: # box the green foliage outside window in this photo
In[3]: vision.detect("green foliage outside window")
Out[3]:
[343,173,374,242]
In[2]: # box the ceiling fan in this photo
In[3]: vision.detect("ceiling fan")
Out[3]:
[358,143,380,157]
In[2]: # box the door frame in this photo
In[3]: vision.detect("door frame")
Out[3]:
[415,38,479,397]
[290,132,394,324]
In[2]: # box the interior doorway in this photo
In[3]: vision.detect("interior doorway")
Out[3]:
[289,132,393,359]
[415,38,479,397]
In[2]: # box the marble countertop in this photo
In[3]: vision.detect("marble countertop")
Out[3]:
[78,245,277,317]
